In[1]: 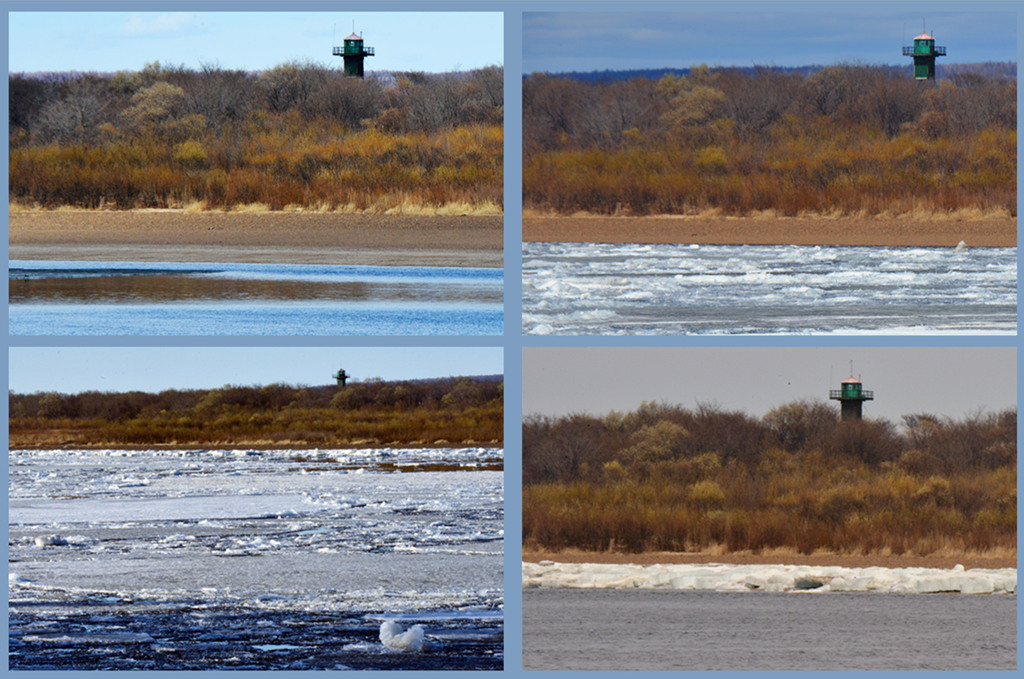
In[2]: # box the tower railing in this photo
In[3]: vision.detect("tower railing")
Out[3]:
[829,389,874,400]
[902,45,946,56]
[333,46,375,56]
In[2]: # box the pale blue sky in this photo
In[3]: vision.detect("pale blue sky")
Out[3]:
[524,11,1016,73]
[9,11,504,74]
[9,347,503,394]
[523,347,1015,423]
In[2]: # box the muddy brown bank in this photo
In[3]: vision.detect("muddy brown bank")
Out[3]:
[10,210,503,268]
[524,215,1016,247]
[523,549,1016,571]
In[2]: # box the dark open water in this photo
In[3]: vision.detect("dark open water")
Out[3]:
[523,588,1016,670]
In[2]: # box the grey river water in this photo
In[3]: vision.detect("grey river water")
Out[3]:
[523,588,1016,670]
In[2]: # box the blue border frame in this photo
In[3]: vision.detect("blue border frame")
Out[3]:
[4,1,1021,675]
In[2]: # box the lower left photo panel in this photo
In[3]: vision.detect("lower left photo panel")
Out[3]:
[8,346,504,670]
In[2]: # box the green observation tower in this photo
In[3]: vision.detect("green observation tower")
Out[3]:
[333,368,350,388]
[829,375,874,420]
[902,31,946,80]
[333,31,375,78]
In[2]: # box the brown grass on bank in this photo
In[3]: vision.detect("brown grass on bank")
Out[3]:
[11,65,504,213]
[11,200,505,218]
[523,67,1015,218]
[10,378,504,449]
[523,403,1016,561]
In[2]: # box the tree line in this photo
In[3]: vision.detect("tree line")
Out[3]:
[523,64,1015,216]
[531,61,1016,85]
[9,376,503,448]
[10,62,504,211]
[523,401,1015,556]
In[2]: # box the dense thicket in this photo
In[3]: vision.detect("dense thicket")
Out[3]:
[523,65,1016,216]
[9,376,503,447]
[10,62,503,211]
[523,401,1016,556]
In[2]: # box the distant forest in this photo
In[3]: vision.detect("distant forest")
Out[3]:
[9,62,503,211]
[530,62,1016,84]
[524,63,1016,217]
[9,376,504,448]
[523,401,1016,557]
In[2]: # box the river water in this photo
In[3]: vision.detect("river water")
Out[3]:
[9,448,504,670]
[9,260,503,335]
[522,242,1017,335]
[523,588,1016,670]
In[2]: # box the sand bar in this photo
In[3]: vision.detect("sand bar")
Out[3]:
[10,210,503,267]
[523,549,1015,571]
[524,215,1017,247]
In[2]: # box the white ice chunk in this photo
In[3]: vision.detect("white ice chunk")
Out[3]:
[522,561,1016,595]
[379,620,425,652]
[34,534,68,548]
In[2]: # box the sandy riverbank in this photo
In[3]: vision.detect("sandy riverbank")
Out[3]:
[523,549,1016,571]
[523,215,1017,247]
[9,210,504,267]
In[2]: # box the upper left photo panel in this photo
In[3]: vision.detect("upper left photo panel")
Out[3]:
[9,11,504,336]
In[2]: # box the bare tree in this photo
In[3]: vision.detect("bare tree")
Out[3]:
[257,61,328,113]
[35,76,112,144]
[179,62,256,128]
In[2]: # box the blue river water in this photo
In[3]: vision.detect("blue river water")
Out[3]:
[523,242,1017,335]
[9,447,504,670]
[9,260,503,336]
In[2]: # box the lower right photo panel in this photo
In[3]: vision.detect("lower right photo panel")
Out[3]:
[521,346,1016,671]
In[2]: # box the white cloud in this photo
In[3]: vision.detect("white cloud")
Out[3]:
[120,13,196,37]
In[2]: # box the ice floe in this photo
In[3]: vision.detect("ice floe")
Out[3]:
[522,241,1017,334]
[380,620,426,651]
[522,561,1016,594]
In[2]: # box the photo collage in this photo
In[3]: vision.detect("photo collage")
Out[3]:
[6,4,1018,673]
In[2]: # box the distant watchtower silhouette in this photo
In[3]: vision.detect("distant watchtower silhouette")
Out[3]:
[333,31,375,78]
[333,368,350,388]
[829,374,874,420]
[902,30,945,80]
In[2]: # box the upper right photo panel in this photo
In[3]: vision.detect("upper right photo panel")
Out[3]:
[522,12,1016,336]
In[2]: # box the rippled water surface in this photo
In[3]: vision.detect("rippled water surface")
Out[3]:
[9,448,504,670]
[523,589,1015,670]
[10,260,503,335]
[522,242,1017,335]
